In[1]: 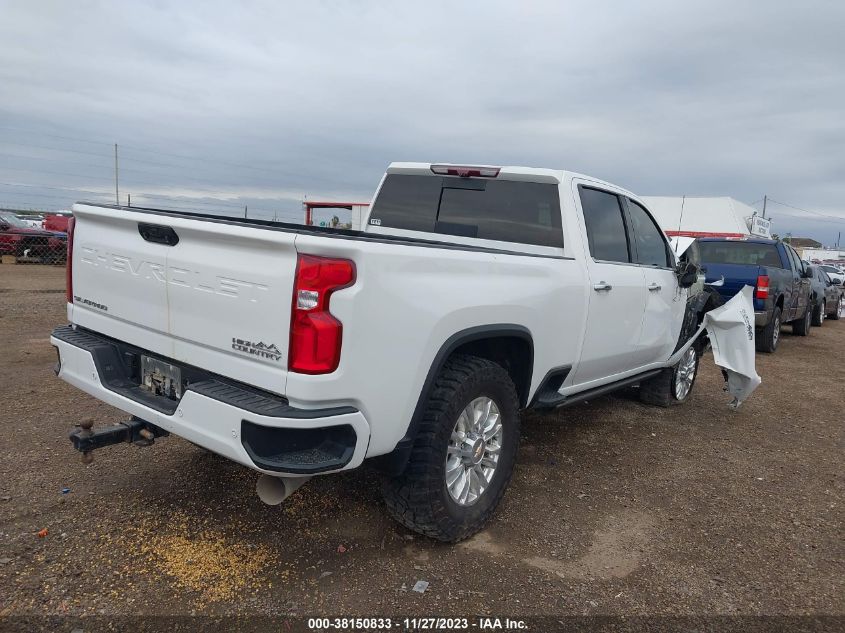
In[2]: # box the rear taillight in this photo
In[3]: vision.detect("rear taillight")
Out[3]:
[430,164,500,178]
[289,254,355,374]
[756,274,769,300]
[66,216,76,303]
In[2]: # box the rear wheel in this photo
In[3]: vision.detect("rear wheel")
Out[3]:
[382,354,520,542]
[756,306,781,353]
[793,305,812,336]
[811,300,825,327]
[828,295,843,321]
[639,346,699,407]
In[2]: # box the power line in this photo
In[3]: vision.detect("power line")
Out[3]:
[0,162,299,201]
[0,125,115,148]
[0,140,308,181]
[766,198,845,222]
[0,132,318,180]
[0,182,303,217]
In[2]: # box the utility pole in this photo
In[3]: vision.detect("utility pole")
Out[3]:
[244,205,248,219]
[114,143,120,205]
[127,193,131,207]
[762,195,767,219]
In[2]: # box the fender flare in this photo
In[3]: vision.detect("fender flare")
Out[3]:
[370,324,533,475]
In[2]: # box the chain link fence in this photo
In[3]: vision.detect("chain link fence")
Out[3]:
[0,211,68,266]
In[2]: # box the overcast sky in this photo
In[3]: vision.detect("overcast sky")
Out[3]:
[1,1,844,243]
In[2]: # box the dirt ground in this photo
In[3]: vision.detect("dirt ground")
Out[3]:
[0,265,842,620]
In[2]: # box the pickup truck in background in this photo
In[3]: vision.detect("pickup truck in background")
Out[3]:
[53,162,709,541]
[698,237,812,353]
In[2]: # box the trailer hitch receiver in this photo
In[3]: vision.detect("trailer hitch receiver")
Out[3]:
[69,417,169,463]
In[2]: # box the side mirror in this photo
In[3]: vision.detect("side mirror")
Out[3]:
[677,262,699,288]
[833,278,842,285]
[801,268,813,279]
[0,222,8,231]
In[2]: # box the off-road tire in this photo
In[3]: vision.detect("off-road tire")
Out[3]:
[382,354,520,542]
[638,346,699,407]
[811,300,825,327]
[756,306,781,353]
[793,305,812,336]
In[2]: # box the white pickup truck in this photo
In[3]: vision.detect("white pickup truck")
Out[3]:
[52,162,708,541]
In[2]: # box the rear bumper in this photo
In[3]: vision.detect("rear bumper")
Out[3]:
[51,326,370,475]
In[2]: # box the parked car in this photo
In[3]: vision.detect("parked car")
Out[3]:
[808,266,843,324]
[818,264,845,286]
[697,237,812,353]
[14,214,45,228]
[52,162,714,541]
[0,211,67,260]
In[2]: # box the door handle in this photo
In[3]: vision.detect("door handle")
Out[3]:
[648,282,662,291]
[593,282,613,291]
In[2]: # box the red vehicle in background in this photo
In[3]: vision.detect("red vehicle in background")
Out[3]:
[43,213,72,233]
[0,211,67,261]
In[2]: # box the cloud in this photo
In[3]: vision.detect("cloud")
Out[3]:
[0,0,843,242]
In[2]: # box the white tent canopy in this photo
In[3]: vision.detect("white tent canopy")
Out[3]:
[641,196,762,238]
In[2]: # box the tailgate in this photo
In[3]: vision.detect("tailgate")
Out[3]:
[701,262,760,301]
[70,204,298,395]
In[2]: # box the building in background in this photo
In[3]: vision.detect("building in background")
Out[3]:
[303,201,369,230]
[641,196,769,239]
[797,247,845,263]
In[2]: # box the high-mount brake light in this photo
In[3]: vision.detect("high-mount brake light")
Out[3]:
[66,216,76,303]
[756,275,769,300]
[289,254,356,374]
[430,165,500,178]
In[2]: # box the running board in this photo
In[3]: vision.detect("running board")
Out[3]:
[531,368,663,411]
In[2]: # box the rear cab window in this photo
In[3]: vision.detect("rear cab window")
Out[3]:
[698,241,786,268]
[369,174,563,248]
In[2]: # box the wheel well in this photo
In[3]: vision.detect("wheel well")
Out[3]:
[450,335,533,408]
[368,325,534,475]
[776,295,785,311]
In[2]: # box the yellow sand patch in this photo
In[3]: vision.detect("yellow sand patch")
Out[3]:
[136,524,276,602]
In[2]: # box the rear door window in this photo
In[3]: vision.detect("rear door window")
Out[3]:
[785,247,802,273]
[369,174,563,247]
[579,187,631,263]
[626,199,671,267]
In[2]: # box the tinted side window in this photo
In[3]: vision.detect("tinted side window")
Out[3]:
[436,180,563,247]
[626,200,670,267]
[369,175,441,233]
[579,187,630,263]
[786,247,801,273]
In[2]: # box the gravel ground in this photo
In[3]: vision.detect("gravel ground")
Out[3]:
[0,265,842,620]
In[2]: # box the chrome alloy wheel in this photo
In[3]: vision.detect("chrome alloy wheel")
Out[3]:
[673,347,697,401]
[445,396,503,506]
[772,313,780,346]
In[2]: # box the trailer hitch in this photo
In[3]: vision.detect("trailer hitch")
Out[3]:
[70,417,169,464]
